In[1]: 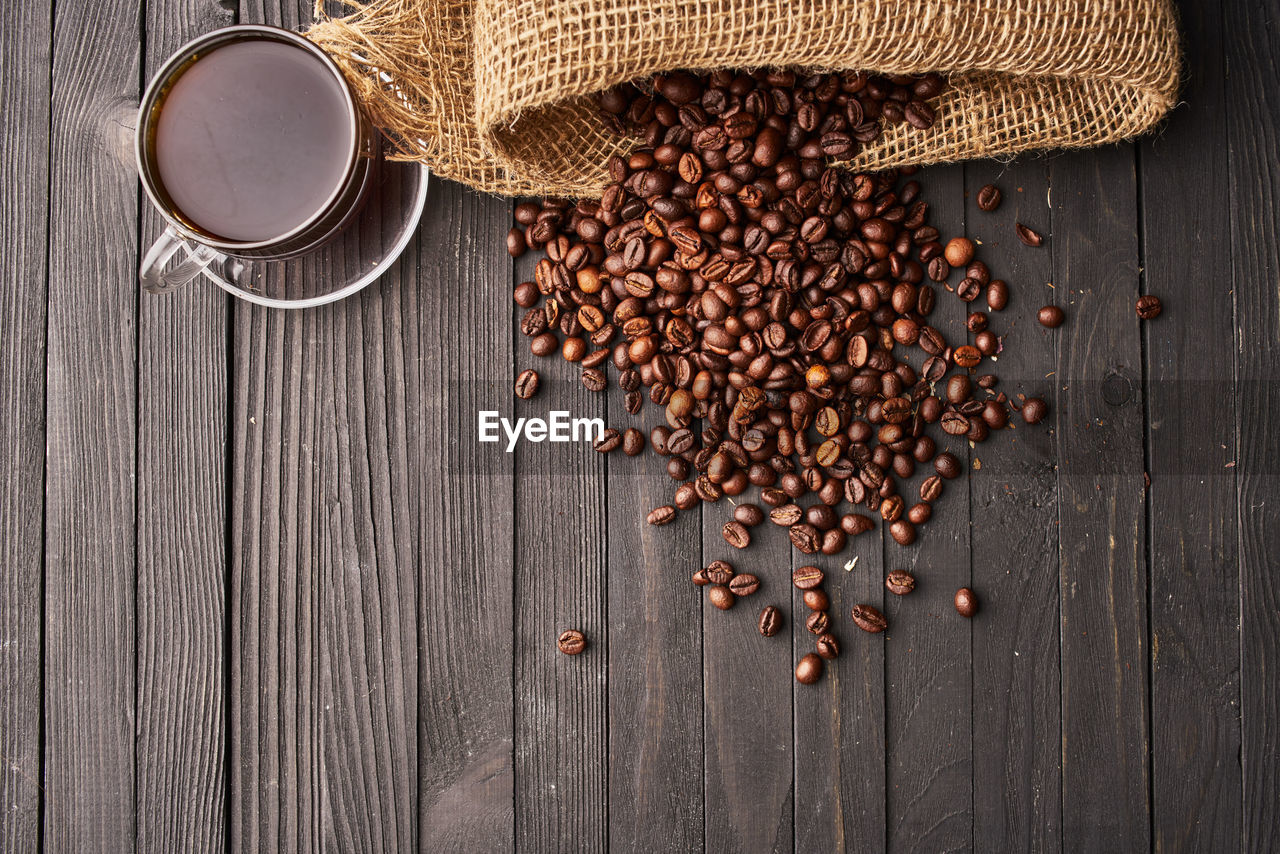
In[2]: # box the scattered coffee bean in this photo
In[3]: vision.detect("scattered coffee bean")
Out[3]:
[1038,305,1065,328]
[622,428,645,456]
[514,369,540,399]
[758,605,782,637]
[722,520,751,549]
[729,573,761,596]
[1136,294,1162,319]
[815,633,840,659]
[795,653,825,684]
[889,519,917,546]
[557,629,586,655]
[734,503,765,526]
[1021,397,1049,425]
[705,560,735,585]
[935,452,961,479]
[885,570,916,595]
[805,610,831,634]
[851,603,888,633]
[1016,222,1044,247]
[691,568,710,586]
[708,585,736,610]
[792,566,824,590]
[976,183,1002,212]
[646,505,676,526]
[944,237,976,267]
[803,589,830,612]
[954,587,978,617]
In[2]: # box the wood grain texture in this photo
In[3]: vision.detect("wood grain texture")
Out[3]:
[883,164,972,854]
[1143,1,1243,850]
[1051,145,1150,850]
[415,181,514,851]
[135,2,233,852]
[605,379,703,849]
[0,1,51,850]
[43,0,140,848]
[964,160,1063,851]
[702,463,794,853]
[1224,1,1280,848]
[511,209,609,852]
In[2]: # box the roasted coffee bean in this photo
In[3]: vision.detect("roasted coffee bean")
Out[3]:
[885,569,916,595]
[907,502,932,525]
[622,427,645,456]
[795,652,825,684]
[920,474,943,501]
[729,573,761,596]
[986,279,1009,311]
[1037,305,1065,328]
[674,482,699,509]
[934,452,961,478]
[705,559,735,585]
[789,523,821,553]
[793,565,824,590]
[646,505,676,526]
[758,605,783,637]
[944,237,975,267]
[954,587,978,617]
[976,184,1002,212]
[841,513,874,535]
[1021,397,1049,425]
[850,603,888,633]
[708,584,736,610]
[1136,294,1163,319]
[594,428,622,452]
[734,503,765,526]
[805,610,831,634]
[888,519,917,545]
[803,589,830,612]
[691,567,710,586]
[515,369,540,399]
[1016,222,1044,247]
[815,633,840,659]
[722,520,751,548]
[558,629,586,655]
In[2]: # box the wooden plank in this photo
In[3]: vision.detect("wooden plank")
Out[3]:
[964,160,1063,850]
[1224,1,1280,848]
[43,0,139,848]
[0,0,51,849]
[1142,1,1243,850]
[415,181,514,851]
[1051,145,1150,849]
[135,2,233,852]
[511,210,609,851]
[605,348,703,847]
[703,435,793,849]
[883,163,973,853]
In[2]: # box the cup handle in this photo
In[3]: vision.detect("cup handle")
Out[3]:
[139,225,225,294]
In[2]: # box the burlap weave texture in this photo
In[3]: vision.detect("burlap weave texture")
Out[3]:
[309,0,1180,198]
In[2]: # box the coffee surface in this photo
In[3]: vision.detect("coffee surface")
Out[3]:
[155,38,352,242]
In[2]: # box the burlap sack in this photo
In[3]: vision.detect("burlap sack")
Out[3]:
[309,0,1180,198]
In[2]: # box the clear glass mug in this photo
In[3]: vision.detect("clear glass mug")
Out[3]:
[136,25,379,295]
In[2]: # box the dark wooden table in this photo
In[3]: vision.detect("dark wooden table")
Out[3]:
[3,0,1278,851]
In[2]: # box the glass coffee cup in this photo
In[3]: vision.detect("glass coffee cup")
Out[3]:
[136,25,381,294]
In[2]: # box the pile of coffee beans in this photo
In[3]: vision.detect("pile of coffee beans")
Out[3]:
[508,68,1069,681]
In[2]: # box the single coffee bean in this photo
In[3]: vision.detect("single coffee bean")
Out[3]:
[795,652,825,684]
[976,184,1002,212]
[758,605,783,637]
[1136,294,1162,319]
[674,482,698,510]
[506,227,527,258]
[920,474,943,501]
[986,279,1009,311]
[793,565,824,590]
[1021,397,1048,425]
[789,523,820,553]
[646,505,676,526]
[594,428,622,453]
[514,368,540,399]
[622,427,645,456]
[841,513,874,536]
[805,610,831,634]
[1038,305,1065,328]
[935,452,961,479]
[691,568,710,586]
[944,237,975,267]
[885,569,916,595]
[954,587,978,617]
[1016,222,1044,247]
[722,520,751,549]
[734,503,765,526]
[907,502,932,525]
[705,584,735,612]
[803,589,830,611]
[815,633,840,659]
[850,603,888,633]
[705,560,735,585]
[729,573,761,596]
[889,519,917,546]
[558,629,586,655]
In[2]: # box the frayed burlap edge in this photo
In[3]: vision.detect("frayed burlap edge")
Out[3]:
[308,0,1180,199]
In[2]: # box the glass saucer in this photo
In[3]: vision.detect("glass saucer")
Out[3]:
[189,158,429,309]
